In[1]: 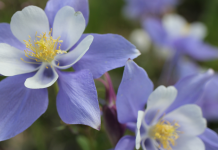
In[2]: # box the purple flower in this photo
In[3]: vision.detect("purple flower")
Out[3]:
[114,60,218,150]
[144,14,218,84]
[0,0,140,141]
[144,14,218,61]
[123,0,178,21]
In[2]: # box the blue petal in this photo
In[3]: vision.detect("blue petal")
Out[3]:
[56,70,100,130]
[0,23,26,50]
[123,0,178,21]
[197,75,218,121]
[44,0,89,27]
[143,18,168,46]
[73,34,141,79]
[173,37,218,60]
[143,139,157,150]
[116,60,153,124]
[199,128,218,150]
[0,73,48,141]
[115,135,135,150]
[166,69,214,113]
[177,57,200,79]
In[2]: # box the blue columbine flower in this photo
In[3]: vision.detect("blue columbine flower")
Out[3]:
[123,0,178,21]
[144,14,218,84]
[114,60,218,150]
[0,0,140,141]
[145,14,218,60]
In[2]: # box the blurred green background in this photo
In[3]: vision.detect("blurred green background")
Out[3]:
[0,0,218,149]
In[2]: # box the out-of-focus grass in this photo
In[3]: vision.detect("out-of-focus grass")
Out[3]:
[0,0,218,149]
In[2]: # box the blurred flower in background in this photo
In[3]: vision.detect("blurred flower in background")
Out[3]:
[144,14,218,84]
[123,0,179,22]
[129,29,151,53]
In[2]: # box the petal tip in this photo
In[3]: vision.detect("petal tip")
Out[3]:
[135,49,141,56]
[96,124,101,131]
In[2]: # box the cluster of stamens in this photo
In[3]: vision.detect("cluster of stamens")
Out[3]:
[150,120,180,150]
[21,29,66,65]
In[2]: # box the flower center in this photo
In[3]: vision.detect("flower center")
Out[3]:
[149,120,180,150]
[21,29,66,64]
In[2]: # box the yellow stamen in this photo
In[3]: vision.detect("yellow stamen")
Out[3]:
[21,29,67,64]
[149,120,180,150]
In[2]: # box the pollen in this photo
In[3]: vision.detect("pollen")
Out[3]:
[149,120,180,150]
[21,29,66,64]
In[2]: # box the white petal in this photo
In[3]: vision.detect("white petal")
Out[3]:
[189,22,207,40]
[164,104,206,136]
[53,6,86,51]
[10,6,49,44]
[163,14,187,38]
[173,136,205,150]
[136,110,145,150]
[53,35,94,69]
[145,86,177,125]
[25,63,58,89]
[0,43,40,76]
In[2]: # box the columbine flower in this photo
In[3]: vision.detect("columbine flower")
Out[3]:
[0,5,94,88]
[135,86,206,150]
[123,0,178,21]
[0,0,140,141]
[145,14,218,60]
[114,60,218,150]
[144,14,218,84]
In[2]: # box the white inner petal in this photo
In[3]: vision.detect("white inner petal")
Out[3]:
[52,6,86,51]
[145,86,177,124]
[136,110,145,150]
[164,104,207,137]
[0,43,40,76]
[10,6,49,44]
[53,35,94,70]
[25,63,58,89]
